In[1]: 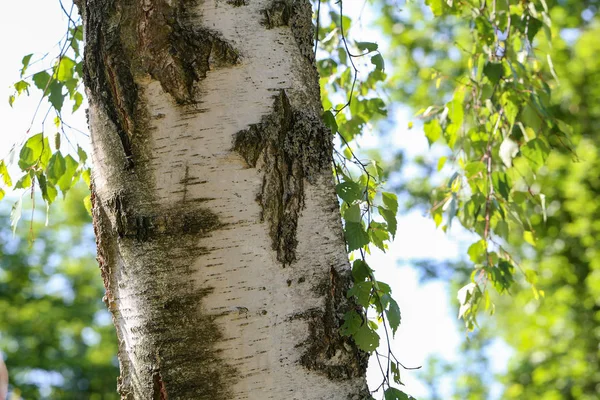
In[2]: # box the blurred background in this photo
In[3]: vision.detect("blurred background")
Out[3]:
[0,0,599,399]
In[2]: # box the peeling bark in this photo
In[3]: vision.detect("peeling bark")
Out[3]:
[83,0,369,398]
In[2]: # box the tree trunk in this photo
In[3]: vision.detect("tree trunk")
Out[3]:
[80,0,369,398]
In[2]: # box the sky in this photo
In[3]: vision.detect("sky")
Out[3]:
[0,1,511,398]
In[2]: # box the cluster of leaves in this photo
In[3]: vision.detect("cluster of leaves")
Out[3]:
[409,0,570,330]
[416,4,600,397]
[2,6,89,235]
[9,24,84,114]
[315,1,414,398]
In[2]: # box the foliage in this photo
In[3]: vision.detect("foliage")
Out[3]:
[375,0,571,331]
[0,184,118,399]
[2,3,90,225]
[376,0,599,398]
[316,2,415,397]
[489,17,600,399]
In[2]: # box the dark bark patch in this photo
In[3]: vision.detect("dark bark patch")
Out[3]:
[108,193,221,242]
[227,0,249,6]
[290,0,316,62]
[261,1,291,28]
[152,369,168,400]
[289,267,369,383]
[129,0,240,104]
[261,0,314,62]
[83,0,138,168]
[92,188,235,398]
[83,0,240,169]
[233,91,332,265]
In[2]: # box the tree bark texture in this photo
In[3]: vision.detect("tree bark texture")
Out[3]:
[81,0,369,398]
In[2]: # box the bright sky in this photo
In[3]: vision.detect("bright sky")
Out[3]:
[0,1,511,398]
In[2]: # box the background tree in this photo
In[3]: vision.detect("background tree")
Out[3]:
[374,0,600,398]
[0,184,118,399]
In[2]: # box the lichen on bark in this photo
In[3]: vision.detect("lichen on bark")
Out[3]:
[289,266,370,388]
[234,90,332,265]
[92,185,237,399]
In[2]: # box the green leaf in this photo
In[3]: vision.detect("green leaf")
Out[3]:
[502,95,519,126]
[527,17,543,42]
[437,156,447,171]
[424,119,442,145]
[48,81,64,111]
[491,261,515,292]
[492,171,511,200]
[340,310,364,336]
[20,53,33,77]
[347,281,373,308]
[391,361,402,385]
[385,296,401,335]
[353,323,379,352]
[64,78,78,96]
[336,181,363,204]
[379,207,397,237]
[83,194,93,216]
[382,192,398,213]
[82,168,91,187]
[18,133,45,169]
[467,239,487,264]
[495,220,509,238]
[72,91,84,112]
[352,259,372,282]
[521,104,543,132]
[369,221,390,251]
[384,387,411,400]
[56,155,78,194]
[345,222,370,251]
[14,80,30,95]
[521,138,550,172]
[483,62,503,85]
[525,269,538,285]
[449,92,465,127]
[56,57,76,81]
[77,145,88,164]
[14,173,32,189]
[556,119,573,136]
[426,0,445,16]
[72,25,83,41]
[322,110,338,133]
[32,71,51,92]
[344,204,362,223]
[375,281,392,295]
[37,172,57,204]
[0,161,12,186]
[523,231,536,246]
[47,152,66,185]
[356,42,378,52]
[371,54,385,71]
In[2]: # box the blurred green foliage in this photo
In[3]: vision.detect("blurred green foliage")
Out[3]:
[0,184,118,399]
[376,0,600,398]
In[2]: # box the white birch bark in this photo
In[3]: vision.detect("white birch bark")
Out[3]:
[81,0,369,398]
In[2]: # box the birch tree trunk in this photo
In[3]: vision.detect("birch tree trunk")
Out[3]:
[80,0,369,398]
